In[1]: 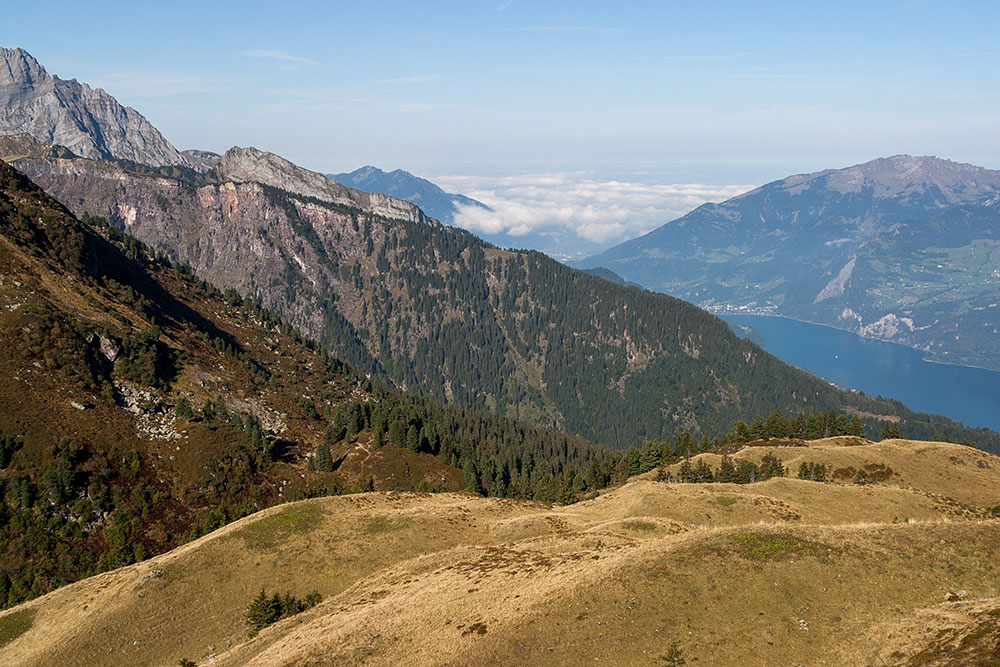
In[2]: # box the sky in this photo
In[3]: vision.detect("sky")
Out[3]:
[5,0,1000,256]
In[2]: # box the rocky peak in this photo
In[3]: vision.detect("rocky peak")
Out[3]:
[0,46,191,168]
[0,47,48,88]
[219,146,426,223]
[774,155,1000,203]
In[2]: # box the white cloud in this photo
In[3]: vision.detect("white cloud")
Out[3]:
[434,172,754,253]
[93,72,226,98]
[240,50,319,66]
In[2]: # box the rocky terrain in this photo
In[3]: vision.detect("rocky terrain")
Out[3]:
[578,156,1000,370]
[0,48,191,168]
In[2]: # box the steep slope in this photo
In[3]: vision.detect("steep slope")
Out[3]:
[11,148,999,450]
[0,47,190,168]
[0,159,613,611]
[329,165,490,225]
[578,156,1000,369]
[3,437,1000,666]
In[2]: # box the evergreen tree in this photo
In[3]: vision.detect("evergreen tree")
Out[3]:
[247,588,281,635]
[716,455,737,483]
[881,421,903,440]
[406,424,420,452]
[692,459,714,483]
[758,454,786,480]
[174,397,194,418]
[735,460,758,484]
[314,441,333,472]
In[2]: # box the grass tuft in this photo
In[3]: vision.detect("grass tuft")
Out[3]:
[234,505,325,550]
[726,532,819,561]
[364,515,412,534]
[0,608,36,649]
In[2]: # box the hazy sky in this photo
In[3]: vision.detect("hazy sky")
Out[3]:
[6,0,1000,254]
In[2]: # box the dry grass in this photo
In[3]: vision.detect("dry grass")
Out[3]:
[3,438,1000,666]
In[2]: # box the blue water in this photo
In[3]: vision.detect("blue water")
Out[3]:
[724,315,1000,431]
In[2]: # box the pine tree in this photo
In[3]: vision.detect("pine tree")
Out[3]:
[693,459,714,483]
[314,441,333,472]
[247,589,280,635]
[406,424,420,452]
[881,421,903,440]
[678,459,694,483]
[758,454,786,480]
[716,455,736,483]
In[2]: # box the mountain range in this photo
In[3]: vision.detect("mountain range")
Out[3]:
[578,156,1000,370]
[2,47,995,451]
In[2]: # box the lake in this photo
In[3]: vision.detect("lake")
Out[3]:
[724,314,1000,432]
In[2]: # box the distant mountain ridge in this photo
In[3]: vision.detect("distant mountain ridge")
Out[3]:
[0,47,192,168]
[329,165,489,224]
[578,155,1000,370]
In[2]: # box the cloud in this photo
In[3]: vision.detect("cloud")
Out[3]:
[375,75,441,85]
[240,50,319,66]
[434,172,754,253]
[93,72,226,98]
[491,26,623,33]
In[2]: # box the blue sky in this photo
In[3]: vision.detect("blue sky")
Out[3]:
[5,1,1000,255]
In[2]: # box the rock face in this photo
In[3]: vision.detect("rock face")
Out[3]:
[578,156,1000,370]
[0,47,189,167]
[220,147,426,224]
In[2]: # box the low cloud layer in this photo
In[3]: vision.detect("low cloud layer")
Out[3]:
[432,172,753,258]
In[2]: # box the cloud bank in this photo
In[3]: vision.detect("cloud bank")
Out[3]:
[432,172,754,257]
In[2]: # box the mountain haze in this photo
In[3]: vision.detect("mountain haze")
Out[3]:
[579,156,1000,369]
[0,47,191,168]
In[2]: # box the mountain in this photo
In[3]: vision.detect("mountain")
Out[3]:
[4,436,1000,666]
[0,158,612,611]
[577,156,1000,370]
[11,147,998,451]
[4,51,995,449]
[0,47,190,168]
[329,165,490,225]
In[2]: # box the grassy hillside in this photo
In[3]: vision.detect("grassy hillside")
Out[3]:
[3,437,1000,666]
